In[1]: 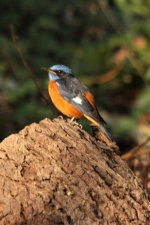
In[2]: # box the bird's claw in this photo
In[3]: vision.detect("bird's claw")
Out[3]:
[68,117,82,129]
[58,115,64,120]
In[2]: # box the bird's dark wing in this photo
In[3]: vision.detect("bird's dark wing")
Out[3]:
[57,77,106,125]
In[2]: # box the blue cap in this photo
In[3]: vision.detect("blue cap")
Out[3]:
[50,64,73,75]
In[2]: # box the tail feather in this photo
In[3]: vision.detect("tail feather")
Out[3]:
[100,124,112,141]
[83,114,112,140]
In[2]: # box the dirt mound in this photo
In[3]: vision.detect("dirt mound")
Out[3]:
[0,118,149,225]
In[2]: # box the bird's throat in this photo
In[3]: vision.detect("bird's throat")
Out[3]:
[48,73,59,81]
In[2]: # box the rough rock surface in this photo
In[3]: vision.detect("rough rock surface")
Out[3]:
[0,118,149,225]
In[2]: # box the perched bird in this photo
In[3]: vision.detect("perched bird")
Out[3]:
[42,64,111,140]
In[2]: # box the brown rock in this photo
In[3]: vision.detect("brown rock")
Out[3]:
[0,118,149,225]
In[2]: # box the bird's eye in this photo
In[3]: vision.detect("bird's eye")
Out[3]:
[58,70,62,74]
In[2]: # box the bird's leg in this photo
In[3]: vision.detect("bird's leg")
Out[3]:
[70,117,75,123]
[68,117,76,124]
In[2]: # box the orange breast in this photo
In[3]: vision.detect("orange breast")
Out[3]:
[48,81,83,118]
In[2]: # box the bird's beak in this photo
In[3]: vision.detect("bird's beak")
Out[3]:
[41,67,57,75]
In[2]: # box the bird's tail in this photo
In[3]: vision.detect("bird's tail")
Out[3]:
[99,124,112,140]
[84,114,112,141]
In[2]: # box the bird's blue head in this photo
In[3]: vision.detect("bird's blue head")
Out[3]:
[44,64,74,81]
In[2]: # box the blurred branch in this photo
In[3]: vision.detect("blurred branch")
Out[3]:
[122,136,150,160]
[127,53,145,76]
[95,64,123,84]
[82,64,123,86]
[10,25,52,108]
[1,51,23,80]
[114,47,145,76]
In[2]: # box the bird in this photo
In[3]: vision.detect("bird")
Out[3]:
[42,64,111,140]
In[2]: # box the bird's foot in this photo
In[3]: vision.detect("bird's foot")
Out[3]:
[69,117,75,123]
[58,115,64,120]
[68,117,82,128]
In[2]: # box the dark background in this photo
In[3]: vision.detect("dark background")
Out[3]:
[0,0,150,152]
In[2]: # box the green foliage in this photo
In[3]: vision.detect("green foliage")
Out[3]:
[0,0,150,145]
[133,87,150,117]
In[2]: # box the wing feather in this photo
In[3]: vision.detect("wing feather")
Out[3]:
[57,77,106,125]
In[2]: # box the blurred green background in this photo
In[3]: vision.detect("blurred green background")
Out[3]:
[0,0,150,150]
